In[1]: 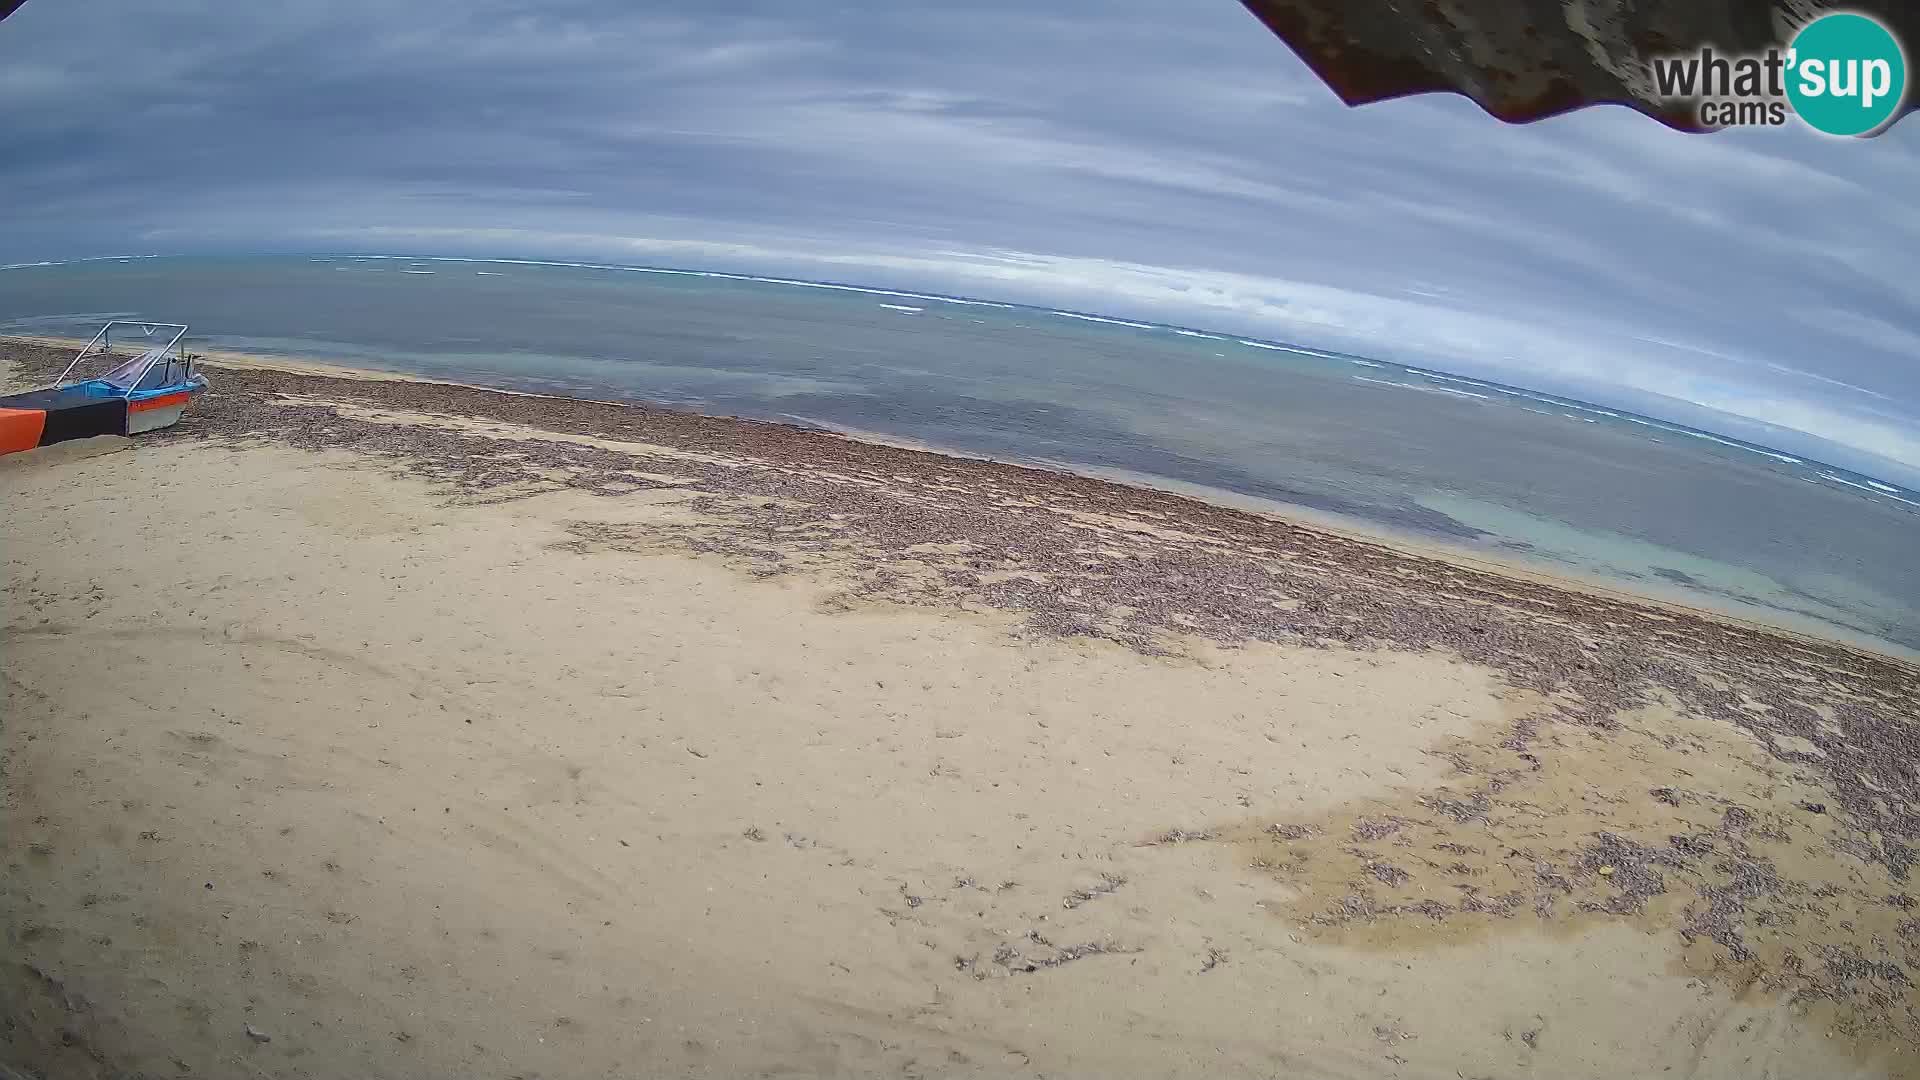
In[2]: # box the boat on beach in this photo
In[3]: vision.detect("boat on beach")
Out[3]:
[0,321,208,455]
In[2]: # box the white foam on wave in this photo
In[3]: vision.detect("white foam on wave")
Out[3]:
[401,270,435,275]
[1470,381,1608,417]
[1673,427,1802,464]
[1617,416,1799,464]
[698,269,1017,309]
[1173,329,1220,339]
[1413,372,1613,417]
[1866,479,1900,493]
[1415,370,1495,391]
[0,254,163,272]
[1484,386,1536,402]
[1351,375,1489,400]
[1238,340,1345,361]
[1051,311,1157,329]
[879,303,923,314]
[1348,359,1384,369]
[1403,369,1563,408]
[475,271,502,276]
[1820,473,1880,493]
[1517,390,1578,409]
[1817,473,1917,507]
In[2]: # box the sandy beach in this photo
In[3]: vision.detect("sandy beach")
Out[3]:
[5,337,1919,1079]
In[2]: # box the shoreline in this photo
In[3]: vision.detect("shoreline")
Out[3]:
[7,335,1920,1077]
[9,332,1906,665]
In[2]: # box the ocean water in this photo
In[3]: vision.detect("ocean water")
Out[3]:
[4,253,1917,655]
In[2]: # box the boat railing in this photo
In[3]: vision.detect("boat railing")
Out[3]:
[56,321,192,397]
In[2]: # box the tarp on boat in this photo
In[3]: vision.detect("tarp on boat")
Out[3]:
[0,386,133,450]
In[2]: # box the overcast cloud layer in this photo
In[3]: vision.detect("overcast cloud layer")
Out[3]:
[3,0,1918,482]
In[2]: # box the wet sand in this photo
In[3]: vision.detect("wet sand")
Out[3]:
[4,339,1918,1078]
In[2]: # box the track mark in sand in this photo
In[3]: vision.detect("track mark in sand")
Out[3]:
[4,622,400,682]
[457,818,624,906]
[3,623,491,723]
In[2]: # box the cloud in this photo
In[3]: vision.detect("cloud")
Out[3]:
[1790,307,1920,363]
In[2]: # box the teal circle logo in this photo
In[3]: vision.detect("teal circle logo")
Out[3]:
[1787,12,1907,136]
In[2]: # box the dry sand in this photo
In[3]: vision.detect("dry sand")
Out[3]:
[4,340,1918,1079]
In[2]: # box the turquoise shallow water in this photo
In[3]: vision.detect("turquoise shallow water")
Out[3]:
[4,253,1916,655]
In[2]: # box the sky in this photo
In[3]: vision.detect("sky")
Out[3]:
[3,0,1919,483]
